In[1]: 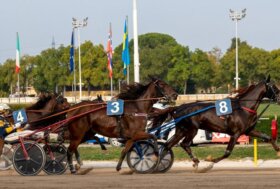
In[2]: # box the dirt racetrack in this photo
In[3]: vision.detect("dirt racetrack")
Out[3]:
[1,167,280,189]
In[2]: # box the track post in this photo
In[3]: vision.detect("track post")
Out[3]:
[254,138,258,167]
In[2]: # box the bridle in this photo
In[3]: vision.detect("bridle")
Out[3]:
[152,80,172,102]
[265,82,280,102]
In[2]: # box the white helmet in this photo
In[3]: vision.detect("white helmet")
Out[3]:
[0,103,10,111]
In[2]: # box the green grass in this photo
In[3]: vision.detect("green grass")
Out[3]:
[258,103,280,117]
[78,144,280,161]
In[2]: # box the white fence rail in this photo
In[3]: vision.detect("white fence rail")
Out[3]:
[0,94,230,104]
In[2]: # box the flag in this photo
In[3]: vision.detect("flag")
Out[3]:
[107,23,113,78]
[15,32,20,74]
[122,17,130,75]
[69,30,75,73]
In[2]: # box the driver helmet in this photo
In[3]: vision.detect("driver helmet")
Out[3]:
[0,103,11,115]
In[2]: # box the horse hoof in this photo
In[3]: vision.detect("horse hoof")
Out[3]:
[194,162,214,173]
[70,170,77,174]
[75,164,81,170]
[77,168,94,175]
[205,155,213,162]
[119,169,134,175]
[192,164,198,171]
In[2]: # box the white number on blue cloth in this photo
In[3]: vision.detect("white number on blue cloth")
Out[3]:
[12,109,28,124]
[215,98,232,116]
[107,100,124,116]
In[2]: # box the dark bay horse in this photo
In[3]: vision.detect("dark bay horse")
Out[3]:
[156,76,280,170]
[25,93,71,129]
[0,93,70,155]
[66,78,178,173]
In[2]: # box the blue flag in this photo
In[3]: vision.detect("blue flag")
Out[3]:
[122,17,130,75]
[69,30,75,73]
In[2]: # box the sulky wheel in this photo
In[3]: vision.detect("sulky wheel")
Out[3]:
[12,141,46,176]
[126,140,159,174]
[43,144,68,175]
[154,142,174,173]
[0,144,14,170]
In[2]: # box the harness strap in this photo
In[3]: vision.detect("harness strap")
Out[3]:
[174,105,216,124]
[241,107,257,114]
[116,116,125,139]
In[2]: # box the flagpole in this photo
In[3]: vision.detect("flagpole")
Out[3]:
[74,60,77,103]
[17,74,20,102]
[133,0,140,83]
[127,65,129,84]
[72,17,88,102]
[110,77,113,97]
[126,16,129,85]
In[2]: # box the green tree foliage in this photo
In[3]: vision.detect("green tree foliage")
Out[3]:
[0,34,280,96]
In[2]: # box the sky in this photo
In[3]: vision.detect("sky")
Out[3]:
[0,0,279,63]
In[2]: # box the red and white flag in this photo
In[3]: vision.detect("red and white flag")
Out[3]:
[106,23,113,78]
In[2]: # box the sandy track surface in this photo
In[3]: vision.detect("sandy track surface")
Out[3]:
[1,166,280,189]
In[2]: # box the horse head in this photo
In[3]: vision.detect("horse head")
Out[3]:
[53,94,71,111]
[150,77,178,103]
[264,75,280,103]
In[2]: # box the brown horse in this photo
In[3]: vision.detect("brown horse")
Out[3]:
[66,78,178,173]
[60,95,107,167]
[156,76,280,170]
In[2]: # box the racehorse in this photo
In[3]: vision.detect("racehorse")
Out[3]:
[66,78,178,173]
[0,93,70,156]
[60,95,107,168]
[155,76,280,170]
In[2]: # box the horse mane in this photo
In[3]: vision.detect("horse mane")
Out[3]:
[234,84,256,99]
[116,82,150,100]
[26,93,54,110]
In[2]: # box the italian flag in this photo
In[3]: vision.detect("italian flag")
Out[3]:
[15,32,20,74]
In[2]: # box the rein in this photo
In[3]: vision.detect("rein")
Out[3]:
[29,102,106,124]
[26,109,52,113]
[28,97,163,124]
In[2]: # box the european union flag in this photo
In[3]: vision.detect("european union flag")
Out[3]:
[69,30,75,73]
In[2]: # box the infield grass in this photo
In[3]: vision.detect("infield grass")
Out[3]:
[78,144,280,161]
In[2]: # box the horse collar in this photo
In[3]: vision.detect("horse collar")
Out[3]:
[242,106,257,114]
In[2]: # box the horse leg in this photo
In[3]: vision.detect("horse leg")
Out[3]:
[116,139,134,172]
[180,136,200,168]
[74,150,83,171]
[132,132,159,157]
[115,132,159,172]
[92,135,107,150]
[207,134,239,163]
[248,129,280,154]
[67,148,76,174]
[67,140,82,174]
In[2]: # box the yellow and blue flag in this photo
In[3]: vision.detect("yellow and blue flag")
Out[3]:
[122,17,130,75]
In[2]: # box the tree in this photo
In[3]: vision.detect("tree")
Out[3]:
[190,49,215,92]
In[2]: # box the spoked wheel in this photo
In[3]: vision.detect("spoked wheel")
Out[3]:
[0,144,14,170]
[126,140,159,174]
[12,141,46,176]
[154,142,174,173]
[43,144,68,175]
